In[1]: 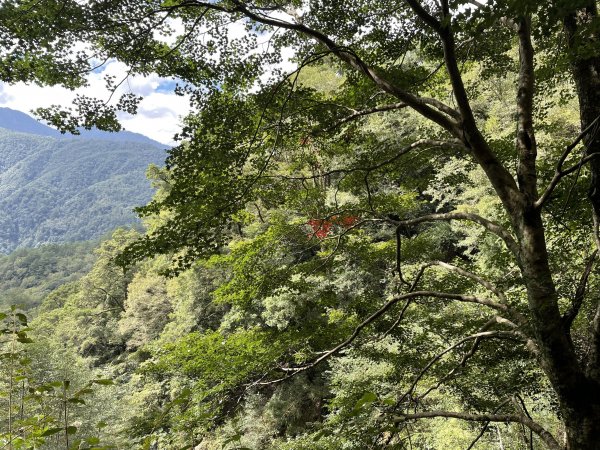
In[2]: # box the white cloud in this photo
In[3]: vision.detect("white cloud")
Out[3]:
[0,12,304,145]
[0,60,191,145]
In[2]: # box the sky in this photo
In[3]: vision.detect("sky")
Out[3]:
[0,2,482,147]
[0,0,323,147]
[0,13,298,147]
[0,64,191,146]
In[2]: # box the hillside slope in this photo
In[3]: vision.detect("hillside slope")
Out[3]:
[0,240,98,309]
[0,126,166,253]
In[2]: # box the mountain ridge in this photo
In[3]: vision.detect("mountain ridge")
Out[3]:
[0,109,167,253]
[0,107,167,147]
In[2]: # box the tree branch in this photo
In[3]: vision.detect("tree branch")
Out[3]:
[393,410,561,449]
[268,139,467,181]
[405,0,522,214]
[416,317,537,403]
[590,297,600,381]
[260,290,515,384]
[388,212,519,257]
[515,16,538,200]
[398,330,530,406]
[562,250,598,330]
[466,399,512,450]
[427,260,508,303]
[408,261,528,326]
[322,102,409,133]
[404,0,442,31]
[222,0,462,134]
[536,115,600,208]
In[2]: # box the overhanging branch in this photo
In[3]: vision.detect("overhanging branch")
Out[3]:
[221,0,462,134]
[393,410,560,449]
[388,212,519,257]
[259,290,515,385]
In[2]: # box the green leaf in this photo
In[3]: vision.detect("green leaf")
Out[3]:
[66,425,78,434]
[349,392,379,417]
[92,379,114,385]
[16,335,34,344]
[381,397,396,406]
[74,388,94,397]
[354,392,378,409]
[222,433,242,445]
[15,313,27,325]
[41,427,63,437]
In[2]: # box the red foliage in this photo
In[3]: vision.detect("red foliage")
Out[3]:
[307,215,359,239]
[339,215,359,228]
[307,219,332,239]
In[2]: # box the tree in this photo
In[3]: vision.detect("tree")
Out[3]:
[3,0,600,447]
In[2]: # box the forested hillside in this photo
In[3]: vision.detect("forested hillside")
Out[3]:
[2,0,600,449]
[0,121,166,252]
[0,241,97,310]
[0,68,585,449]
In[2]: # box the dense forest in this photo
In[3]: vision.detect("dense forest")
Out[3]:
[0,112,165,252]
[2,0,600,449]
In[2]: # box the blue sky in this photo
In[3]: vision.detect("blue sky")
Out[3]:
[0,61,191,145]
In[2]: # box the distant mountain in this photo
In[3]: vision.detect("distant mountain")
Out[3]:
[0,107,166,147]
[0,109,167,253]
[0,108,61,137]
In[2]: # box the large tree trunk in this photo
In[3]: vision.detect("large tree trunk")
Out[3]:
[557,4,600,448]
[562,402,600,450]
[564,3,600,217]
[515,207,600,449]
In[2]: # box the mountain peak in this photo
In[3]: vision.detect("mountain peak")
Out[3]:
[0,107,61,137]
[0,107,167,147]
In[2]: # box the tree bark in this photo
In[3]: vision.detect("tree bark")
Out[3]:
[516,208,600,449]
[565,3,600,218]
[559,3,600,447]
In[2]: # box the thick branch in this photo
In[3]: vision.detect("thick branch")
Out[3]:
[218,0,462,134]
[405,0,522,215]
[590,297,600,381]
[262,290,512,384]
[389,212,519,257]
[393,410,561,449]
[404,0,442,31]
[516,16,538,200]
[562,250,597,330]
